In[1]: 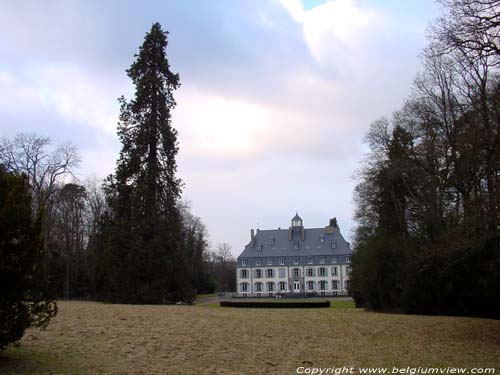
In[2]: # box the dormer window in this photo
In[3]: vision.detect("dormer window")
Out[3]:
[258,244,263,251]
[320,236,325,243]
[242,259,248,266]
[269,238,274,245]
[294,243,299,250]
[331,242,337,249]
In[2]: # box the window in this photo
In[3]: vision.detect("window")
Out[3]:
[320,236,325,243]
[331,256,338,264]
[267,258,273,266]
[346,256,351,263]
[269,238,274,245]
[306,268,315,277]
[241,259,248,266]
[307,281,315,290]
[266,269,274,278]
[318,267,327,277]
[319,280,328,290]
[308,256,313,264]
[257,244,263,251]
[278,281,287,291]
[279,257,285,265]
[279,268,286,278]
[240,269,249,279]
[256,259,261,266]
[331,242,337,249]
[255,282,263,292]
[294,243,299,250]
[240,282,249,292]
[331,266,338,276]
[293,268,300,278]
[332,280,339,290]
[320,257,325,264]
[346,266,352,275]
[293,257,299,264]
[266,282,275,291]
[345,280,350,290]
[255,269,263,279]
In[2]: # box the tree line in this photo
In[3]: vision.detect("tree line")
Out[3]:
[0,23,235,348]
[350,0,500,318]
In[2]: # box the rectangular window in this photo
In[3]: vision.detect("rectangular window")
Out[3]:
[267,258,273,265]
[241,259,248,266]
[256,259,261,266]
[240,269,249,278]
[255,269,262,278]
[279,281,287,291]
[240,282,248,292]
[257,244,263,251]
[331,242,337,249]
[319,267,327,277]
[331,256,338,264]
[332,280,339,290]
[307,256,313,264]
[279,257,285,265]
[346,266,352,275]
[279,268,286,278]
[320,257,325,264]
[306,268,315,277]
[346,256,351,263]
[307,281,315,290]
[255,282,263,292]
[319,280,327,290]
[266,269,274,278]
[267,282,275,291]
[293,268,300,278]
[332,266,338,276]
[293,257,299,264]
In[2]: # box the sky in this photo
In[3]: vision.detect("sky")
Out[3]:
[0,0,440,256]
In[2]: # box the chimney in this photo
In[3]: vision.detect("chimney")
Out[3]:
[288,227,292,241]
[251,229,255,241]
[301,228,305,241]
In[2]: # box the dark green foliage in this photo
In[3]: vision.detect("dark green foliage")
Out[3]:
[95,23,196,304]
[350,0,500,318]
[0,167,57,349]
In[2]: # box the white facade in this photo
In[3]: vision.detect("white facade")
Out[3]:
[236,263,351,297]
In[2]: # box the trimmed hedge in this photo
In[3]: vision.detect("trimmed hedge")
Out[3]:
[220,301,330,308]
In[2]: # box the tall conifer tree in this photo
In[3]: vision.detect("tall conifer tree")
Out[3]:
[103,23,194,304]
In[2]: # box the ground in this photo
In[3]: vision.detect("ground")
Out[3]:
[0,300,499,375]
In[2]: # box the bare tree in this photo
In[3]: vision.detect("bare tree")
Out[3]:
[0,133,80,211]
[432,0,500,64]
[0,133,80,277]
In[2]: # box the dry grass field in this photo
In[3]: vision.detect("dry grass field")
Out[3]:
[0,300,499,375]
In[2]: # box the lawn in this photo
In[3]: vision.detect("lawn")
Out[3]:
[0,301,498,375]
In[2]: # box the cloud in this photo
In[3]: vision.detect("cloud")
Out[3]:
[0,0,440,254]
[28,64,122,135]
[280,0,376,69]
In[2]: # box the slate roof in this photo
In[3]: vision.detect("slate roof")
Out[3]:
[237,222,352,260]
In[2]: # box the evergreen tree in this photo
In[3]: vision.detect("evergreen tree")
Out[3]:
[101,23,195,304]
[0,167,57,349]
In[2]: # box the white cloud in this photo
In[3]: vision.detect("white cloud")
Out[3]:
[28,65,121,135]
[280,0,376,68]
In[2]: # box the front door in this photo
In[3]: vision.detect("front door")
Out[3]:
[293,280,300,293]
